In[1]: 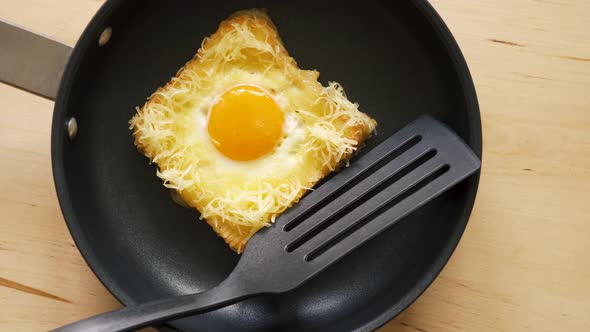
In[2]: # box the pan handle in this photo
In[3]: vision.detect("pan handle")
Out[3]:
[0,20,72,100]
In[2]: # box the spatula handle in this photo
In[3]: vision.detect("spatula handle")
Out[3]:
[51,278,260,332]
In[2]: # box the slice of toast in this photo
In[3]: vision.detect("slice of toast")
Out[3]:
[130,9,376,253]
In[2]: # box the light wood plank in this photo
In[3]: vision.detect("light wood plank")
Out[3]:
[0,0,588,331]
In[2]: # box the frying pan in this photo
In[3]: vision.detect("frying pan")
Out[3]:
[2,0,481,331]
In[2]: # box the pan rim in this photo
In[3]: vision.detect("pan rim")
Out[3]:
[51,0,482,331]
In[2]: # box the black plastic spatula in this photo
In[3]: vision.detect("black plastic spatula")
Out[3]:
[54,115,480,332]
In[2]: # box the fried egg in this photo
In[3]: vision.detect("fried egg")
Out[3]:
[129,9,377,252]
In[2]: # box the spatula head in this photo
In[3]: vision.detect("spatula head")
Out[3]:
[235,115,480,293]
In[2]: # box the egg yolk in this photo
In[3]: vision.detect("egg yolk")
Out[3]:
[208,85,284,161]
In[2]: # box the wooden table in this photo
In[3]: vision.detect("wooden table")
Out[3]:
[1,1,589,331]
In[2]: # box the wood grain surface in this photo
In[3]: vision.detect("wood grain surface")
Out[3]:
[1,1,589,331]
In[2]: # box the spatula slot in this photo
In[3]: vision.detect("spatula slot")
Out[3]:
[285,148,437,253]
[304,163,450,261]
[283,135,422,232]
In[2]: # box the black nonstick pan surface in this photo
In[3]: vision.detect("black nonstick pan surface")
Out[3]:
[51,0,481,331]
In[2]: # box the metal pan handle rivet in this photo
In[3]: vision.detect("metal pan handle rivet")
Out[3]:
[98,27,112,47]
[66,117,78,140]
